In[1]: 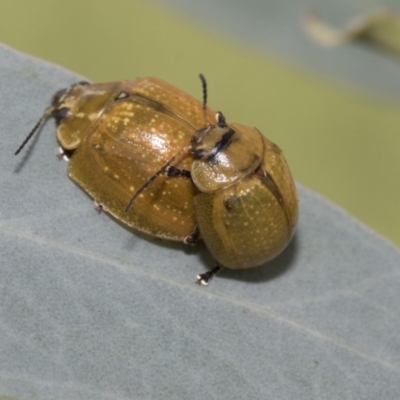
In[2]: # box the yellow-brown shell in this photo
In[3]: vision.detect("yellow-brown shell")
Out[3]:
[193,133,298,270]
[55,78,217,240]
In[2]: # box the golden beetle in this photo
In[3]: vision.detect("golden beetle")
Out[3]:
[16,75,298,285]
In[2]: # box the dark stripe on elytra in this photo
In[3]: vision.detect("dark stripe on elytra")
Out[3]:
[259,170,292,238]
[206,129,235,161]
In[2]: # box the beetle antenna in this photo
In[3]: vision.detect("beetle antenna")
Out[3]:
[15,106,54,155]
[125,147,190,212]
[199,73,210,126]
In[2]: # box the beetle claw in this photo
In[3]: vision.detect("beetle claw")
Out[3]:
[165,165,191,178]
[184,227,200,245]
[196,273,211,286]
[57,147,68,161]
[57,147,72,161]
[196,265,222,286]
[94,201,104,213]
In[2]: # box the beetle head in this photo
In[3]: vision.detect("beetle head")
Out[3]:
[190,76,264,193]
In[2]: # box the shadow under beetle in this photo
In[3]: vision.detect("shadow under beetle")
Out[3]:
[16,74,298,285]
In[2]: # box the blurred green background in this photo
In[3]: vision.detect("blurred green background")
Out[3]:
[1,0,399,247]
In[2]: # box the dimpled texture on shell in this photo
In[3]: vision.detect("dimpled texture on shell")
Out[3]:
[194,136,298,269]
[59,78,217,240]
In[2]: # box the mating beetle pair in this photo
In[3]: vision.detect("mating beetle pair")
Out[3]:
[16,75,298,285]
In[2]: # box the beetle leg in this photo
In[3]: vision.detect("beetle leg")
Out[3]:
[57,146,70,161]
[94,200,104,213]
[126,147,191,213]
[165,165,191,178]
[184,227,200,245]
[57,147,74,161]
[196,265,222,286]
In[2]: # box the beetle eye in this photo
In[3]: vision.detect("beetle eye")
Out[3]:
[54,107,71,121]
[216,112,227,127]
[193,149,206,160]
[115,91,129,100]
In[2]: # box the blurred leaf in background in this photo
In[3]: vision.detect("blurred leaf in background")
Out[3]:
[304,9,400,55]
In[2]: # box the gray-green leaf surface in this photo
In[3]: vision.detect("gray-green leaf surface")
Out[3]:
[1,45,400,400]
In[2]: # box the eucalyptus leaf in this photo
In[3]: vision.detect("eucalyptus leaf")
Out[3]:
[1,44,400,400]
[304,9,400,57]
[154,0,400,99]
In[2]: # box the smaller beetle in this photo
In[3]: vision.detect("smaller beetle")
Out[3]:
[16,75,298,285]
